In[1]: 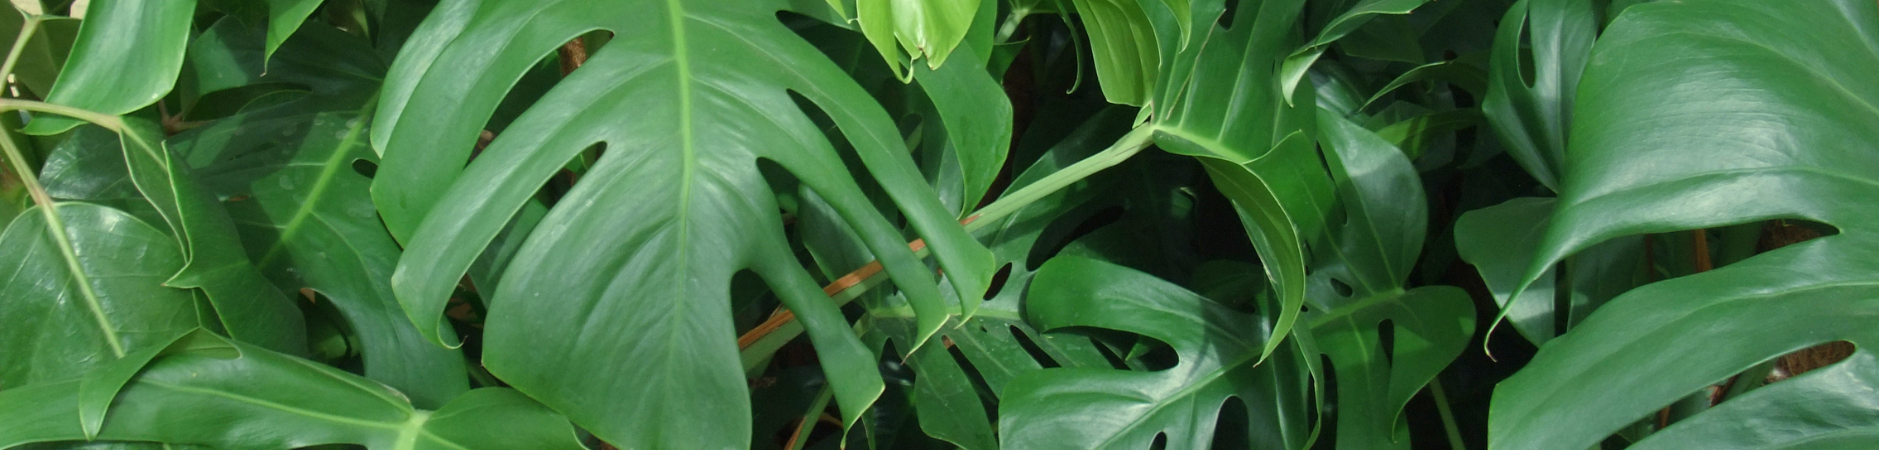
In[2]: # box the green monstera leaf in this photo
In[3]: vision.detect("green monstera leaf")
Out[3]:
[370,0,994,447]
[1141,0,1326,363]
[0,331,584,450]
[1299,110,1474,450]
[1478,0,1596,191]
[1489,0,1879,449]
[170,16,469,409]
[997,255,1315,449]
[789,106,1167,449]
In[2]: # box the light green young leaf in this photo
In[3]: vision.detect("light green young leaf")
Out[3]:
[856,0,979,78]
[1062,0,1187,106]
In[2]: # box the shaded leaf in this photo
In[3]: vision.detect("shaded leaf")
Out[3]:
[112,119,309,355]
[909,0,1009,215]
[0,333,583,450]
[998,256,1313,449]
[1479,0,1596,191]
[1279,0,1433,101]
[0,10,78,97]
[171,16,465,408]
[1146,0,1329,362]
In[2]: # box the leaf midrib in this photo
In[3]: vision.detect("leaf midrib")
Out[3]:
[256,112,371,269]
[658,0,698,446]
[141,379,469,450]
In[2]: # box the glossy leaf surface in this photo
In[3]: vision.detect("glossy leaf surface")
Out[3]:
[0,333,582,450]
[1478,0,1595,191]
[1491,1,1879,448]
[112,120,309,355]
[0,203,199,388]
[1145,0,1327,362]
[371,0,993,446]
[1302,111,1474,450]
[22,0,195,135]
[998,255,1312,449]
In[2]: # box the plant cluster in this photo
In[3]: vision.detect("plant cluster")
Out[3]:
[0,0,1874,449]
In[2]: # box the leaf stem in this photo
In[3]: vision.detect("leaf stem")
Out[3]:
[995,7,1030,43]
[736,125,1156,361]
[0,14,41,91]
[0,15,127,357]
[1430,379,1466,450]
[0,98,128,131]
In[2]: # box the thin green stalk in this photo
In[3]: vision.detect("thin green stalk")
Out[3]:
[966,125,1155,233]
[0,99,129,131]
[0,15,41,89]
[1430,379,1466,450]
[995,7,1031,43]
[0,19,127,357]
[737,125,1157,365]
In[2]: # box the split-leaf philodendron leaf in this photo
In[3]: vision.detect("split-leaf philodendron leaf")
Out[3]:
[1491,0,1879,449]
[370,0,993,446]
[5,0,1879,448]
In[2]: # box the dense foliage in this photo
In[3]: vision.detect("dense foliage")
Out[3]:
[0,0,1873,449]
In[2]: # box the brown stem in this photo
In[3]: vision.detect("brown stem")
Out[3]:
[558,38,588,75]
[736,216,976,350]
[1692,229,1712,272]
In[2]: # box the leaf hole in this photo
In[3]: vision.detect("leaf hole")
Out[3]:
[1377,319,1397,366]
[1027,205,1124,270]
[1217,0,1243,30]
[1008,325,1063,369]
[983,263,1015,300]
[1757,219,1836,252]
[350,158,377,178]
[1329,278,1354,298]
[1211,396,1251,449]
[947,344,1001,422]
[479,40,579,135]
[1768,341,1856,384]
